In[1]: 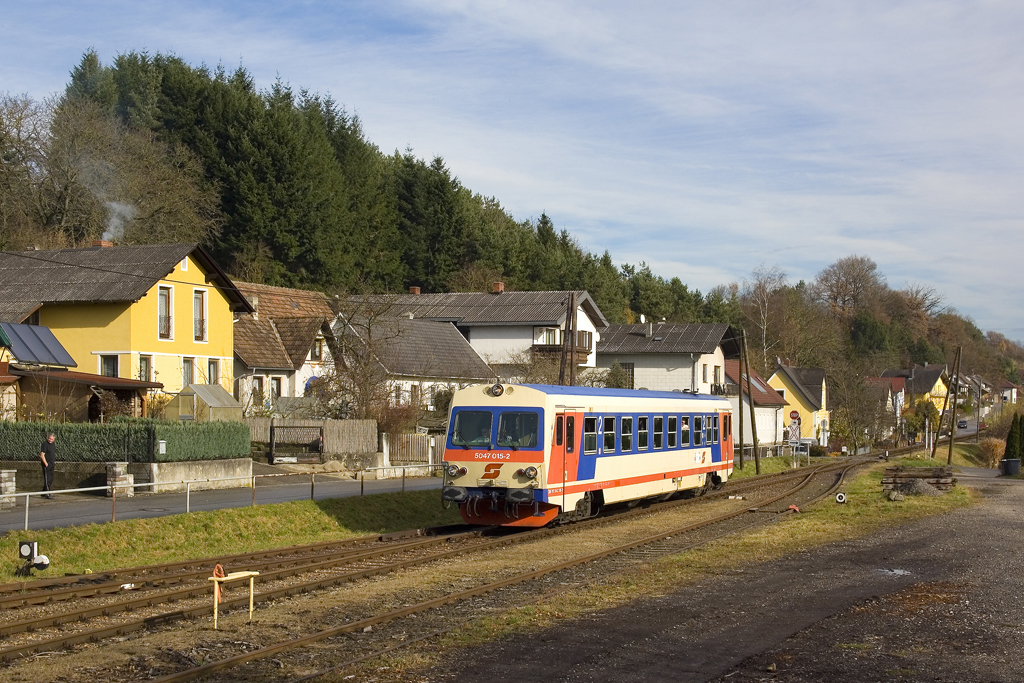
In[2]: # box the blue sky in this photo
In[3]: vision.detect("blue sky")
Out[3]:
[4,1,1023,340]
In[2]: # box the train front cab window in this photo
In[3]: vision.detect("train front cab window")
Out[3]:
[668,416,677,448]
[556,416,563,447]
[452,410,492,447]
[621,417,633,451]
[603,416,616,452]
[638,416,649,450]
[653,416,663,449]
[565,416,575,453]
[693,416,703,446]
[497,411,540,449]
[583,417,598,454]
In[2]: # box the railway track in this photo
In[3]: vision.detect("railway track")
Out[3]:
[0,457,869,676]
[144,458,866,683]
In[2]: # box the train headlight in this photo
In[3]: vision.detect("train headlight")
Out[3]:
[524,466,538,479]
[490,383,504,397]
[445,464,462,478]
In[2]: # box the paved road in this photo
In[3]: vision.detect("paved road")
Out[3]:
[0,474,443,533]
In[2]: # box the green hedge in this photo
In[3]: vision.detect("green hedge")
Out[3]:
[153,421,250,462]
[0,420,249,463]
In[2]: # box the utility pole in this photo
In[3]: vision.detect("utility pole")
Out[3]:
[741,331,760,474]
[930,349,958,461]
[737,331,745,470]
[557,292,575,386]
[946,346,963,465]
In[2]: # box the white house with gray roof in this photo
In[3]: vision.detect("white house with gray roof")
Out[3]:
[595,322,742,393]
[347,284,608,373]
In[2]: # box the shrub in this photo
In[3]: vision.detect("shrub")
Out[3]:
[978,438,1006,468]
[809,444,828,458]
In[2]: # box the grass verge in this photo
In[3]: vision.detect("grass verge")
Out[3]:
[0,489,461,581]
[362,458,974,680]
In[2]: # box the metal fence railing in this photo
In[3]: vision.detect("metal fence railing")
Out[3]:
[1,464,445,531]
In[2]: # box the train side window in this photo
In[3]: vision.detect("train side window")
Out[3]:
[621,417,633,451]
[566,416,575,453]
[583,417,598,454]
[603,416,616,451]
[693,416,703,446]
[713,415,720,443]
[681,416,690,446]
[638,416,649,450]
[653,416,663,449]
[668,416,677,448]
[556,416,563,447]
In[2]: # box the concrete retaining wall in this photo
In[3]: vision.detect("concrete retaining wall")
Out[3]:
[0,459,253,494]
[129,458,253,493]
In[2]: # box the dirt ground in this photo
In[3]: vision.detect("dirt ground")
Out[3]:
[424,468,1024,683]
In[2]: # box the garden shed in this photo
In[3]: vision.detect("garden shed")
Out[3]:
[166,384,243,422]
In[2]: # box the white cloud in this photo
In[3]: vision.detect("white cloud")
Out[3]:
[3,0,1023,341]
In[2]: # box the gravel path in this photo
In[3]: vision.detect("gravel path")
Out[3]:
[429,468,1024,683]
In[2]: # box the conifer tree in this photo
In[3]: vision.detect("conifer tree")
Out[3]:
[1005,414,1022,461]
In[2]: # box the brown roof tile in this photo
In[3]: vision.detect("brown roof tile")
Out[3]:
[724,359,788,406]
[234,281,333,320]
[234,316,292,370]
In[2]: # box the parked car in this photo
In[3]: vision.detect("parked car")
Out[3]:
[957,419,968,429]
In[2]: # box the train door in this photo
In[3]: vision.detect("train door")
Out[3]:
[711,414,722,462]
[550,410,583,510]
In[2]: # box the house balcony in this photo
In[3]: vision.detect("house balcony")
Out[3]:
[531,344,591,364]
[711,382,740,396]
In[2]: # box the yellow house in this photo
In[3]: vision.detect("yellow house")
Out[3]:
[0,242,253,406]
[768,365,831,446]
[881,365,948,416]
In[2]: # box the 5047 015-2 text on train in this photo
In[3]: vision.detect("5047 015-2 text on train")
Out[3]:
[441,383,735,527]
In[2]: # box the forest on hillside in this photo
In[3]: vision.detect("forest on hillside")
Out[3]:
[2,51,1023,428]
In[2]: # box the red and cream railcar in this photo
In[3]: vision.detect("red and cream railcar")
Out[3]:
[441,383,734,527]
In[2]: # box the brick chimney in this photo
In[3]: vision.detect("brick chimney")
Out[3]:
[91,240,112,248]
[409,286,421,295]
[492,282,505,294]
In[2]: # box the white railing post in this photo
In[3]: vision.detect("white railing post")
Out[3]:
[186,481,191,514]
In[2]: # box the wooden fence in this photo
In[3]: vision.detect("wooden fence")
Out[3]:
[246,418,377,454]
[386,433,431,463]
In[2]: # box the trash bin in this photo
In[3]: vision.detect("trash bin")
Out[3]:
[1000,459,1021,476]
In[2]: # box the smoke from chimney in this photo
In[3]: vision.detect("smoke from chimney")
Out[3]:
[102,201,136,242]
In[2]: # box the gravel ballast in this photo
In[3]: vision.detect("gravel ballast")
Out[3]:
[425,469,1023,683]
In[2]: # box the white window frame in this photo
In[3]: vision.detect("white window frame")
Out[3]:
[180,257,188,271]
[158,286,174,341]
[182,357,194,386]
[193,288,208,343]
[207,359,219,384]
[100,354,119,378]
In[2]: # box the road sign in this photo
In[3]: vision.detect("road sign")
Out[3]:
[790,410,800,420]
